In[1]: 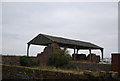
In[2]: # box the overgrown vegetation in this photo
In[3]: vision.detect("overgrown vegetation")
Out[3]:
[48,48,72,67]
[20,56,38,67]
[2,64,120,80]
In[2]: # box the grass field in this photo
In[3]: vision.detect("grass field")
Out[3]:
[1,64,120,80]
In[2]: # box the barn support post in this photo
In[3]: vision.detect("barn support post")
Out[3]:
[100,48,104,60]
[27,44,30,57]
[74,48,75,60]
[77,49,79,54]
[89,48,92,62]
[74,46,76,60]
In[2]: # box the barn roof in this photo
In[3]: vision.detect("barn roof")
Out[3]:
[28,34,103,49]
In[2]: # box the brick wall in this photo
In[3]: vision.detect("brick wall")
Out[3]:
[37,43,61,65]
[2,56,38,66]
[2,56,111,71]
[2,56,20,65]
[66,61,111,71]
[112,54,120,74]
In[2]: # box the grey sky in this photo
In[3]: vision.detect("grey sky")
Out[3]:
[2,2,118,58]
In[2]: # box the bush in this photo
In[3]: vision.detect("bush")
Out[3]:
[20,56,38,67]
[48,48,72,67]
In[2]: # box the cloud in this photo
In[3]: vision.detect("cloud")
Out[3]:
[2,2,118,57]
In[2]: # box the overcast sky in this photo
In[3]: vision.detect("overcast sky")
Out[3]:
[2,2,118,58]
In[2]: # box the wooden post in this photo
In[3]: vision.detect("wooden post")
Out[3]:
[77,49,79,54]
[89,48,92,71]
[100,49,104,60]
[74,48,75,60]
[27,44,30,57]
[89,48,92,62]
[74,46,76,60]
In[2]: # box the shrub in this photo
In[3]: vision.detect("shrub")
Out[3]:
[48,48,72,67]
[20,56,38,67]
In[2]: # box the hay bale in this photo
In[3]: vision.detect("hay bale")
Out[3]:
[87,54,96,61]
[77,54,86,60]
[86,54,100,63]
[72,54,86,60]
[96,55,100,63]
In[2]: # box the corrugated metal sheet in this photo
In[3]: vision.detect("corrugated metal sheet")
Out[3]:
[112,53,120,74]
[28,33,103,49]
